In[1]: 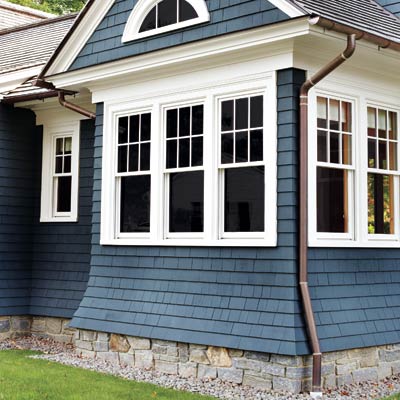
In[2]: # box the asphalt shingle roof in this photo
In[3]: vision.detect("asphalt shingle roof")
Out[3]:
[0,14,75,75]
[291,0,400,43]
[0,0,53,31]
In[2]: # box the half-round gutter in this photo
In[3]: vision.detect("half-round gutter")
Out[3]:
[58,91,96,119]
[299,34,356,398]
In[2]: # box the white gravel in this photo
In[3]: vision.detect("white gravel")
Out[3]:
[1,336,400,400]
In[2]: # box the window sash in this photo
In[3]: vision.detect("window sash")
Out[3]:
[115,111,152,239]
[40,123,80,223]
[163,103,205,237]
[218,94,266,237]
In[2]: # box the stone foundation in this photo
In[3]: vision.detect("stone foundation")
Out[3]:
[0,316,75,343]
[74,330,400,394]
[1,318,399,393]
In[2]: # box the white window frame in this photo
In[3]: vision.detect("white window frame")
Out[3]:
[101,74,277,247]
[309,88,400,248]
[40,122,80,223]
[162,100,206,240]
[122,0,210,43]
[366,103,400,242]
[217,92,268,240]
[115,108,153,240]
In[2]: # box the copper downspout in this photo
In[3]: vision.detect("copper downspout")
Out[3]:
[58,91,96,120]
[299,34,356,395]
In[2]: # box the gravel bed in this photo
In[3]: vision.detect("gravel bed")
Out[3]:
[1,337,400,400]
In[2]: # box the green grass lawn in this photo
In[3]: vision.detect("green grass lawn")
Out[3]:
[383,395,400,400]
[0,350,215,400]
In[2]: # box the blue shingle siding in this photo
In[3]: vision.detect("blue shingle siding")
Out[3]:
[70,69,309,356]
[30,120,95,318]
[309,248,400,352]
[69,0,290,71]
[0,104,36,315]
[375,0,400,17]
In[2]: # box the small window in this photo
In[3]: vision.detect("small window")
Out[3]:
[316,96,353,235]
[165,104,204,236]
[122,0,210,42]
[367,107,398,235]
[117,112,152,236]
[54,137,73,214]
[219,95,265,236]
[40,123,80,223]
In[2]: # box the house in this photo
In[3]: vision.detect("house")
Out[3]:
[0,0,400,396]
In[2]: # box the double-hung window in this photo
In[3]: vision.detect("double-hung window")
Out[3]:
[116,112,152,237]
[164,104,204,237]
[102,77,277,246]
[40,122,80,223]
[315,96,354,238]
[219,95,265,238]
[367,106,399,237]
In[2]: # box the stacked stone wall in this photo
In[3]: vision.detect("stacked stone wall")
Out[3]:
[0,316,74,343]
[74,330,400,394]
[1,317,399,394]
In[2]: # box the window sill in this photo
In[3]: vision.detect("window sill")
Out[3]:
[309,238,400,248]
[100,238,277,247]
[122,16,209,43]
[40,217,78,223]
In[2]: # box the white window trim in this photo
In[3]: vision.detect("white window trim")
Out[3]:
[122,0,210,43]
[40,122,80,223]
[101,74,277,247]
[309,88,400,248]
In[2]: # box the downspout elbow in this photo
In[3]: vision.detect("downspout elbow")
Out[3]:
[58,91,96,120]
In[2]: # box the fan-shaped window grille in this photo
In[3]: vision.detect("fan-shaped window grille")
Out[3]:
[122,0,210,42]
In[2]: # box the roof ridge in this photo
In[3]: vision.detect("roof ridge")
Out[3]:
[0,12,77,36]
[0,0,54,18]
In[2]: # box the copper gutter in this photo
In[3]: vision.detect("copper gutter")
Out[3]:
[310,16,400,52]
[58,91,95,119]
[2,90,58,104]
[33,79,95,119]
[299,34,356,396]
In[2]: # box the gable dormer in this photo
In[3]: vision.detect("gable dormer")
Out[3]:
[44,0,297,75]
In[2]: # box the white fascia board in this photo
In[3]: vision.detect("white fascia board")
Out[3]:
[45,0,115,77]
[267,0,305,17]
[0,66,42,96]
[47,17,310,91]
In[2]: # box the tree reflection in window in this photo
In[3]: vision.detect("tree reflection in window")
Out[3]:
[139,0,198,33]
[367,107,398,235]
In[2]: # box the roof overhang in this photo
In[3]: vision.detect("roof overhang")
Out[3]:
[43,17,311,93]
[0,65,42,99]
[310,16,400,53]
[39,0,115,79]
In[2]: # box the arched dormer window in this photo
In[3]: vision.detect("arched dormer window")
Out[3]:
[122,0,210,42]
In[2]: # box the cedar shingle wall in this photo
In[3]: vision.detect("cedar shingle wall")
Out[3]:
[309,248,400,352]
[29,120,95,318]
[69,0,290,71]
[70,69,309,356]
[0,104,36,315]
